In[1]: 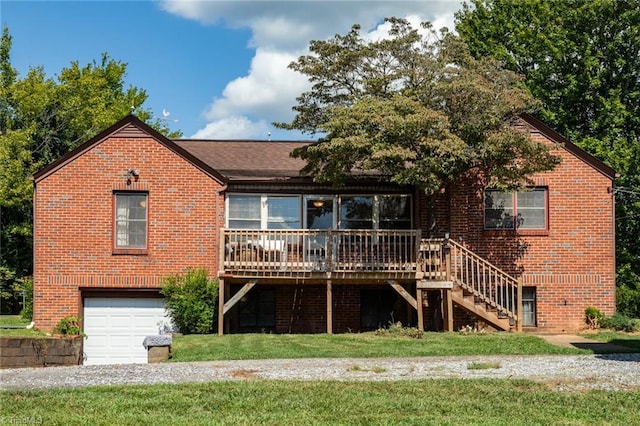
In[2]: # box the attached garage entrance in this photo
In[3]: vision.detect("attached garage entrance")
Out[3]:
[83,297,170,365]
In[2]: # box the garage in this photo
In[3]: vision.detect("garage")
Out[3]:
[83,297,171,365]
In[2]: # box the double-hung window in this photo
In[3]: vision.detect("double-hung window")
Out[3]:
[484,188,547,230]
[114,192,148,250]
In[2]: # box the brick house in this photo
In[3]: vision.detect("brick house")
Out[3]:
[33,114,615,364]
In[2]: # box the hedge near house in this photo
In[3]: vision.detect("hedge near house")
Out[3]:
[161,268,217,334]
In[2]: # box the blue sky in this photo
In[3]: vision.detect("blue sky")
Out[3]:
[1,1,463,140]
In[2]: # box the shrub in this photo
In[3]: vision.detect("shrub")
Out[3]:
[54,316,86,337]
[600,313,640,332]
[584,306,604,329]
[616,285,640,319]
[161,268,218,334]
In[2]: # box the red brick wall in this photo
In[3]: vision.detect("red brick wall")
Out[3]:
[441,128,616,331]
[34,131,224,332]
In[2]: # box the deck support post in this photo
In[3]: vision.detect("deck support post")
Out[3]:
[326,280,333,334]
[218,278,225,335]
[443,289,454,331]
[416,288,424,331]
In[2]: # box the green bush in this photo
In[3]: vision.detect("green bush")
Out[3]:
[584,306,604,329]
[54,316,86,337]
[161,268,218,334]
[600,313,640,332]
[616,285,640,318]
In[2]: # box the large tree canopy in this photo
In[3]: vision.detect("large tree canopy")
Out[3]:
[456,0,640,315]
[278,18,560,192]
[0,26,180,314]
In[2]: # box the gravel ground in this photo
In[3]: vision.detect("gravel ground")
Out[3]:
[2,353,639,392]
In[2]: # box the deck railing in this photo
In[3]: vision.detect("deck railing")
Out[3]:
[221,229,420,275]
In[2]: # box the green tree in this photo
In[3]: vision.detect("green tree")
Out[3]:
[456,0,640,316]
[278,18,559,194]
[0,26,181,313]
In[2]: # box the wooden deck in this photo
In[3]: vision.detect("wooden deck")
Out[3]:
[218,229,522,334]
[221,229,443,281]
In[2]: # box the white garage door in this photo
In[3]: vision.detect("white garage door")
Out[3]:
[83,297,170,365]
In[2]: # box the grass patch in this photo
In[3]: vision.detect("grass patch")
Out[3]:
[170,332,587,362]
[579,331,640,351]
[468,361,501,370]
[0,315,44,337]
[346,364,387,373]
[1,380,638,425]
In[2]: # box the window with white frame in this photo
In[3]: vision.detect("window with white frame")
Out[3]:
[114,192,148,248]
[227,195,300,229]
[484,188,547,230]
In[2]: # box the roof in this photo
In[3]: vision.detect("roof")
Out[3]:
[519,113,616,180]
[33,113,616,185]
[175,140,312,181]
[33,115,226,183]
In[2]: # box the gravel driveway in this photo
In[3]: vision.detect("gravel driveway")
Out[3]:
[2,353,639,392]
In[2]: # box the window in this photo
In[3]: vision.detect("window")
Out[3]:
[339,195,412,230]
[114,192,147,249]
[522,287,536,327]
[484,188,547,230]
[340,196,374,229]
[378,195,412,229]
[227,195,300,229]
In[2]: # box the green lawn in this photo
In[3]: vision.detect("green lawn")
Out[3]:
[1,380,638,425]
[170,332,587,362]
[0,315,44,337]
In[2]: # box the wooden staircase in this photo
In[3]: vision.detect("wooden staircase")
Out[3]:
[420,238,522,331]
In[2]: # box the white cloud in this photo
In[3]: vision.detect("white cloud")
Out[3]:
[191,115,270,139]
[204,49,309,122]
[160,0,463,138]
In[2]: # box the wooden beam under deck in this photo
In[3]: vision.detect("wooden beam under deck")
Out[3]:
[387,280,417,310]
[223,281,257,315]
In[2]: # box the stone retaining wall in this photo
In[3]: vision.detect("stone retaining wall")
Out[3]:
[0,336,83,368]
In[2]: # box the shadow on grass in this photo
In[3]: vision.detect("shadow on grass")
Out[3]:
[568,340,639,355]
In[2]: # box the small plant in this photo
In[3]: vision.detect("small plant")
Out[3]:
[459,324,487,335]
[347,364,387,373]
[585,306,604,329]
[375,321,423,339]
[53,316,86,337]
[467,361,501,370]
[599,313,640,332]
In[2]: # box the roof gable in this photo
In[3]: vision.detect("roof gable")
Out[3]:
[519,113,616,180]
[33,115,226,183]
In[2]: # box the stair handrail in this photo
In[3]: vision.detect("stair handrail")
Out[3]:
[447,238,522,329]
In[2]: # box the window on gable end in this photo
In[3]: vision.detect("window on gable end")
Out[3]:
[114,192,148,252]
[484,188,547,230]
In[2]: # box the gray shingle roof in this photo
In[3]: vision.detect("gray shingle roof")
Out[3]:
[175,139,313,180]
